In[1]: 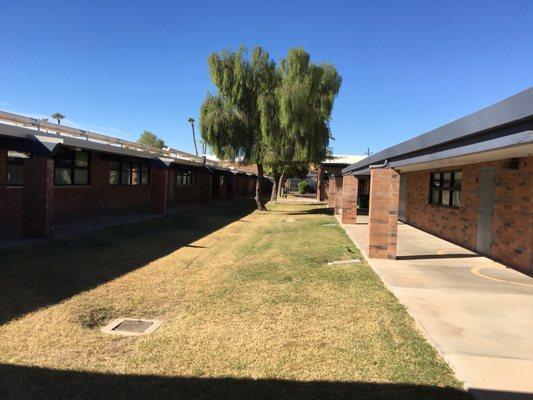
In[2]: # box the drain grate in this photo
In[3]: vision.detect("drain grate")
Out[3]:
[113,319,153,333]
[101,318,162,336]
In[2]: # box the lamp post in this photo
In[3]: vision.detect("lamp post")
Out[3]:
[188,117,198,156]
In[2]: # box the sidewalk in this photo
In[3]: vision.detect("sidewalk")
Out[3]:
[337,214,533,400]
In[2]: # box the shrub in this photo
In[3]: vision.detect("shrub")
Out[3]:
[298,181,309,194]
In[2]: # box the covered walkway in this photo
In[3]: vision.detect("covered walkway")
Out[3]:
[338,214,533,400]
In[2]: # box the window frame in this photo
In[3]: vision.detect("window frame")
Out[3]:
[109,160,150,186]
[176,169,197,186]
[429,170,462,208]
[6,154,26,187]
[54,149,91,186]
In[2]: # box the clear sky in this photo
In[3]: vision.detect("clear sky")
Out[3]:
[1,0,531,155]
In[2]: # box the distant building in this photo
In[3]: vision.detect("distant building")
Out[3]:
[0,111,270,239]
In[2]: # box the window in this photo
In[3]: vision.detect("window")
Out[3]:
[109,160,150,186]
[430,171,462,207]
[176,169,197,186]
[141,165,150,185]
[6,152,27,186]
[109,161,120,185]
[54,149,90,186]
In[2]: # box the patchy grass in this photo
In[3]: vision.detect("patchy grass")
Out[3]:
[0,201,470,399]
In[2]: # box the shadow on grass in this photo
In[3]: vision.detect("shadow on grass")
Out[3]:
[0,363,479,400]
[284,208,334,216]
[0,200,256,325]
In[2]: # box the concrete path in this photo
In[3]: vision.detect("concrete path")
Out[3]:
[338,214,533,400]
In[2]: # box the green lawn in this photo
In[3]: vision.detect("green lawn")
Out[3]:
[0,201,470,399]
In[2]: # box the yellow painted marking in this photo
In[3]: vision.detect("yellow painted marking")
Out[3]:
[470,266,533,288]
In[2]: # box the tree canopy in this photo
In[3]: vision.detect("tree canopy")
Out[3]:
[137,130,165,149]
[200,46,341,208]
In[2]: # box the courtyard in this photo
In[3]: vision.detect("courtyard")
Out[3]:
[0,201,469,399]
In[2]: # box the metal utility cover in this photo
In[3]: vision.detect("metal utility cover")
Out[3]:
[101,318,162,336]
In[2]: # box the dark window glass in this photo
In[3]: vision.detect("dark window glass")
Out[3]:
[109,161,120,185]
[6,156,24,186]
[176,169,196,186]
[74,169,89,185]
[131,164,140,185]
[109,160,149,186]
[55,168,72,185]
[75,151,89,167]
[429,171,461,207]
[141,165,150,185]
[54,149,90,186]
[120,163,131,185]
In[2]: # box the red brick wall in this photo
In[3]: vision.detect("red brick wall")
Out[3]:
[22,157,54,238]
[53,152,151,215]
[368,168,400,259]
[0,149,23,221]
[341,175,358,224]
[167,167,210,204]
[405,157,532,273]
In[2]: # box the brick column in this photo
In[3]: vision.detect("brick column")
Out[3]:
[151,167,169,214]
[200,170,212,205]
[317,167,325,201]
[368,168,400,259]
[23,156,54,238]
[341,175,358,224]
[327,176,335,208]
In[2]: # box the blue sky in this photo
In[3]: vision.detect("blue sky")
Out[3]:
[1,0,531,155]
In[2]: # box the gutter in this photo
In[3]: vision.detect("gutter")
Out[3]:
[368,158,389,169]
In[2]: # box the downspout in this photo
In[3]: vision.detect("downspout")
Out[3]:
[368,158,389,169]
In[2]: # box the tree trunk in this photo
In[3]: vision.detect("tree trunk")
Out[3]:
[191,123,198,156]
[277,172,285,198]
[255,163,267,211]
[270,171,280,203]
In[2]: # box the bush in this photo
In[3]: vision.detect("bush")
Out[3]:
[298,181,309,194]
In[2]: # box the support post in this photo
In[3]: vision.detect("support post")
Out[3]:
[151,167,169,214]
[23,156,54,238]
[368,168,400,259]
[341,175,358,224]
[317,167,325,201]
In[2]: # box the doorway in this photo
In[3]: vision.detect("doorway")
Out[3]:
[398,174,408,222]
[476,168,495,255]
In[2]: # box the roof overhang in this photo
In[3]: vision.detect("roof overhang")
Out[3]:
[343,87,533,175]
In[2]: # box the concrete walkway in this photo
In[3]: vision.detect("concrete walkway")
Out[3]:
[338,214,533,400]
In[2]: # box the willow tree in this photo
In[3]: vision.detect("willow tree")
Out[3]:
[200,46,276,210]
[266,48,342,201]
[278,48,341,166]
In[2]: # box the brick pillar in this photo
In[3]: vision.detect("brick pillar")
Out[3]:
[368,168,400,259]
[200,170,212,205]
[151,167,169,214]
[23,156,54,238]
[341,175,358,224]
[317,167,324,201]
[334,177,343,215]
[327,176,335,208]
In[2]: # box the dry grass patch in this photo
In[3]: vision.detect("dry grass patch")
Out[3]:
[0,201,470,399]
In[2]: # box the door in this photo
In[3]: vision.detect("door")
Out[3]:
[398,174,408,221]
[476,168,495,255]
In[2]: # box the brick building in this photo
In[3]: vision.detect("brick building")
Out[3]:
[340,88,533,274]
[0,111,265,239]
[316,155,367,214]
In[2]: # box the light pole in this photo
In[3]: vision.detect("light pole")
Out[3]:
[188,117,198,156]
